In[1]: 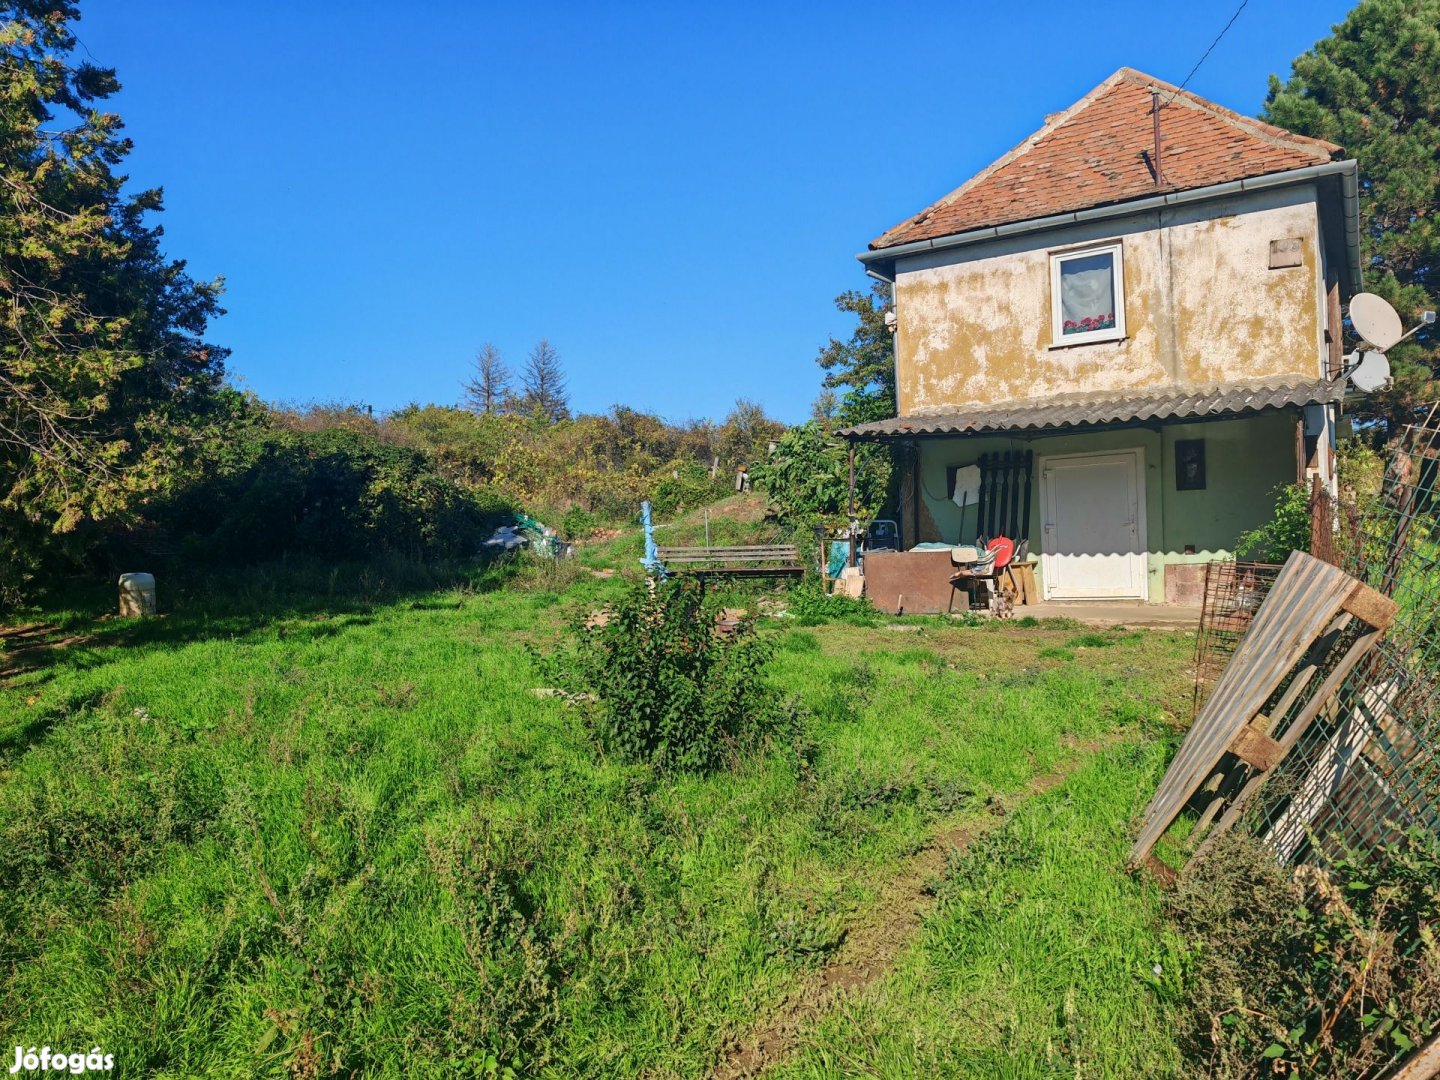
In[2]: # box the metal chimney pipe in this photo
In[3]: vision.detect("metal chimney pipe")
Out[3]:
[1151,89,1164,186]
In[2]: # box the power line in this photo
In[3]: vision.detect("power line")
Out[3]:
[1172,0,1251,100]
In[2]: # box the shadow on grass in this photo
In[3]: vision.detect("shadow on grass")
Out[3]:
[1,552,522,687]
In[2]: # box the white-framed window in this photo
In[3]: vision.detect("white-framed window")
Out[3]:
[1050,242,1126,346]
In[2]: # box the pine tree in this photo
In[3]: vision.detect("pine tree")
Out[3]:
[1264,0,1440,431]
[0,3,228,533]
[520,339,570,423]
[816,282,896,425]
[462,342,511,414]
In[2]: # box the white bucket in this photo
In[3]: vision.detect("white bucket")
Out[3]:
[118,572,156,617]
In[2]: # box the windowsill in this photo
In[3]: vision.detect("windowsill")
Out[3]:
[1048,331,1127,350]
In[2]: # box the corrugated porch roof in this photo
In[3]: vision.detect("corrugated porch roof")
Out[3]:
[837,379,1340,440]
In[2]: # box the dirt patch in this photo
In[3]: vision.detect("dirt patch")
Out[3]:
[713,737,1125,1079]
[0,623,96,680]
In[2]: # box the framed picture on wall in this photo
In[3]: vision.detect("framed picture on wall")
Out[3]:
[1175,439,1206,491]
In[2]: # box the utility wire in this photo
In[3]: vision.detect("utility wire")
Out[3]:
[1170,0,1251,101]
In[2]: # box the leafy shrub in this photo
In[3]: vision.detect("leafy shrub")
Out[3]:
[560,504,597,540]
[547,578,792,772]
[785,578,878,625]
[154,427,514,564]
[1236,483,1311,561]
[747,420,890,528]
[650,458,727,518]
[1170,830,1440,1078]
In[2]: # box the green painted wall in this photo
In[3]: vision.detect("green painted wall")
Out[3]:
[915,412,1296,601]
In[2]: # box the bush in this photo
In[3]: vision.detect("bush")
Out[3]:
[784,578,878,625]
[1170,830,1440,1078]
[1236,483,1311,560]
[154,427,514,564]
[546,578,792,772]
[650,459,726,518]
[748,421,890,529]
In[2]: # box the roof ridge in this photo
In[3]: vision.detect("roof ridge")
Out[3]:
[869,67,1342,252]
[870,69,1133,249]
[1122,68,1341,158]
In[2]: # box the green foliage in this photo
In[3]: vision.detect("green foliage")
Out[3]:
[748,421,891,528]
[783,578,879,626]
[1236,482,1311,560]
[548,578,791,772]
[1264,0,1440,430]
[155,424,514,563]
[650,458,727,517]
[385,402,761,525]
[560,503,598,540]
[816,282,897,426]
[1171,830,1440,1078]
[0,3,229,533]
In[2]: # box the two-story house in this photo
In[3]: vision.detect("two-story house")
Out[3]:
[841,67,1360,605]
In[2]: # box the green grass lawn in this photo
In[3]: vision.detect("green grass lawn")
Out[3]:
[0,562,1194,1078]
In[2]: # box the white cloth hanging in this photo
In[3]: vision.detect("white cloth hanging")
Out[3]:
[950,465,981,509]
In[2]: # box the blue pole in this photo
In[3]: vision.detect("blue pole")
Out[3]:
[640,500,665,578]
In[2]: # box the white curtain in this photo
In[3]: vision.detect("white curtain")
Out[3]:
[1060,253,1115,331]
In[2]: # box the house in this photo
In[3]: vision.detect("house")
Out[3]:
[840,67,1360,605]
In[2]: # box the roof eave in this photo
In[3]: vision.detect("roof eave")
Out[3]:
[858,160,1361,287]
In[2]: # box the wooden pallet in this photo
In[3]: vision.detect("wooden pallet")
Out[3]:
[1130,550,1398,878]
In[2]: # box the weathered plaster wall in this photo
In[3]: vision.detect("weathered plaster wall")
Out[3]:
[893,185,1325,415]
[914,412,1295,602]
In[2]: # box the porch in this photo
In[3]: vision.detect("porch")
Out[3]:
[836,380,1340,609]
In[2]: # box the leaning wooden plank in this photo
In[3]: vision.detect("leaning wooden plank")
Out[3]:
[1129,551,1394,869]
[1188,623,1390,863]
[1132,553,1353,854]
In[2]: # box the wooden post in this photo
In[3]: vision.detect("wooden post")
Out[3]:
[847,440,857,568]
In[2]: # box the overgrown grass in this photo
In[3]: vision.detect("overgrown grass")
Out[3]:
[0,552,1194,1077]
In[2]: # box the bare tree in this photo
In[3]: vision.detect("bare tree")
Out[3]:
[462,342,511,414]
[520,338,570,423]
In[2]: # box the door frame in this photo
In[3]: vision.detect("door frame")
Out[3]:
[1038,446,1149,602]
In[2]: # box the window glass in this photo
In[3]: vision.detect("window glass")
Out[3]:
[1059,252,1116,336]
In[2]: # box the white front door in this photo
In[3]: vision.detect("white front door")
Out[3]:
[1040,449,1148,601]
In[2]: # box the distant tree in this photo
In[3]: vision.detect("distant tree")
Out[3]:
[462,342,511,415]
[816,282,896,425]
[0,2,229,602]
[520,338,570,422]
[718,398,784,470]
[810,388,840,427]
[1264,0,1440,436]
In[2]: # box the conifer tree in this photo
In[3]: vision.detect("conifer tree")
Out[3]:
[1264,0,1440,430]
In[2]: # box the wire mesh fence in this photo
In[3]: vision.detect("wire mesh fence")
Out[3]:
[1192,560,1283,716]
[1242,407,1440,868]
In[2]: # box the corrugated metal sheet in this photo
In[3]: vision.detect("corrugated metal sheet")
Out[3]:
[838,379,1340,440]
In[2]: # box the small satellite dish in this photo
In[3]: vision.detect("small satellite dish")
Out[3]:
[1349,350,1392,393]
[1349,293,1404,350]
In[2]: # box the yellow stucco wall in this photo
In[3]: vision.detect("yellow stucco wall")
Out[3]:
[892,185,1326,414]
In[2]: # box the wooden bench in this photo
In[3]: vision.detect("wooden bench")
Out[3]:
[657,545,805,582]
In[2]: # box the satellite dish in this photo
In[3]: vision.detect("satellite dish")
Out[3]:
[1349,293,1404,350]
[1349,350,1392,393]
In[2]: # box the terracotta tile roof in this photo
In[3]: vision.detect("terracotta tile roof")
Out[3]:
[870,68,1341,251]
[836,378,1341,439]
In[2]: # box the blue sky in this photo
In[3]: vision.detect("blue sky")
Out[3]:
[78,0,1353,424]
